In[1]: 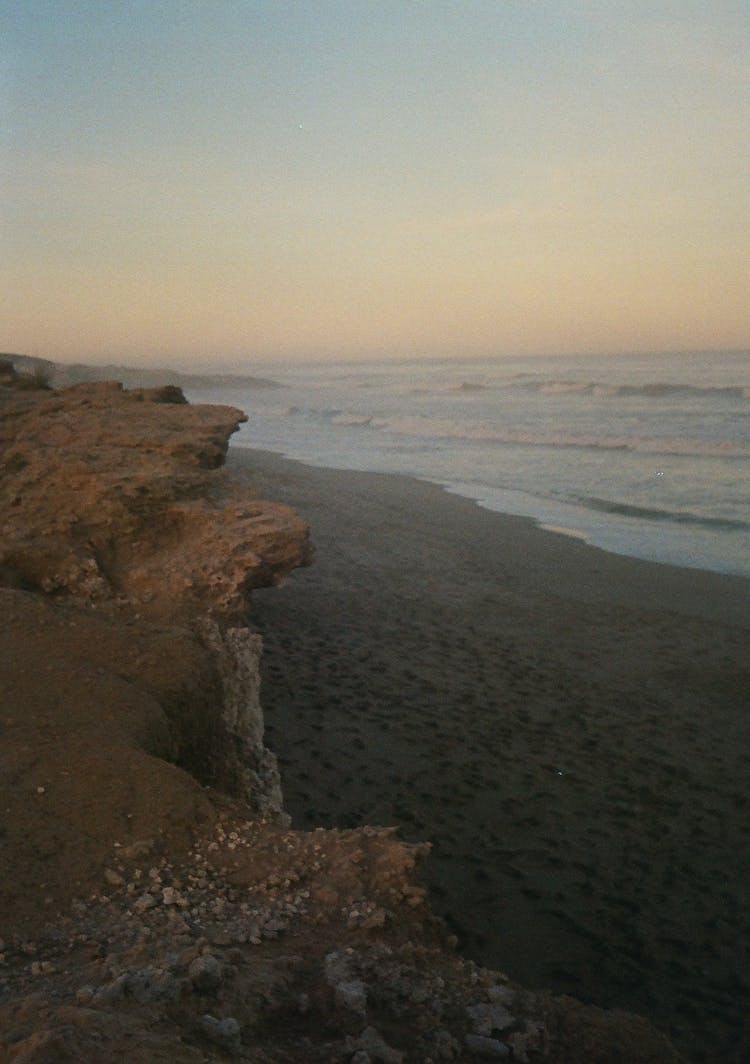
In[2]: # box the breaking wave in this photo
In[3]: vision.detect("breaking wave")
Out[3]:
[512,378,750,400]
[323,410,749,458]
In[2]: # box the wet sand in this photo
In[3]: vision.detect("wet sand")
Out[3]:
[229,446,750,1062]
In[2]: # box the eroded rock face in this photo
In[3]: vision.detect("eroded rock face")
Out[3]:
[0,380,311,621]
[196,618,286,818]
[0,382,307,927]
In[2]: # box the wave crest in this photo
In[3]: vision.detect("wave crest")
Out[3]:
[514,378,749,400]
[334,411,750,458]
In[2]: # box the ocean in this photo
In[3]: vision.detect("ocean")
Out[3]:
[185,349,750,579]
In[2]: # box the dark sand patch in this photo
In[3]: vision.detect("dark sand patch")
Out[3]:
[230,446,750,1062]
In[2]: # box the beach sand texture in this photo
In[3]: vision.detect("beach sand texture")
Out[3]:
[230,447,750,1062]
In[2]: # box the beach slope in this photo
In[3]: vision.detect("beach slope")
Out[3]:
[233,447,750,1062]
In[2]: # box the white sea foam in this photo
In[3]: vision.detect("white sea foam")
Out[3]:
[190,349,750,578]
[324,410,749,458]
[539,524,589,541]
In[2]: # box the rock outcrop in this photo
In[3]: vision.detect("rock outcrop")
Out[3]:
[1,380,310,918]
[0,379,310,621]
[0,372,684,1062]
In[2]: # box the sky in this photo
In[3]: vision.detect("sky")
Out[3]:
[2,1,749,368]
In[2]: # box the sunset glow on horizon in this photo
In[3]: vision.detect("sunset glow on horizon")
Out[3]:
[3,1,749,369]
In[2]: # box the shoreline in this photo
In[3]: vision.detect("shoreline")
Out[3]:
[230,444,750,1061]
[232,444,750,628]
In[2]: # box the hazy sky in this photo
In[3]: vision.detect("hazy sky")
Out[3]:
[3,1,749,367]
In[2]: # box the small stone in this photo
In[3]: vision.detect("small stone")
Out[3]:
[361,908,387,930]
[122,839,153,859]
[104,868,124,887]
[464,1033,510,1058]
[162,886,180,906]
[189,954,223,992]
[347,1026,403,1064]
[36,786,45,795]
[92,973,128,1005]
[334,978,367,1016]
[487,984,515,1006]
[134,893,157,914]
[200,1014,241,1053]
[429,1028,460,1060]
[466,1003,515,1036]
[75,986,94,1005]
[126,967,179,1005]
[263,917,288,936]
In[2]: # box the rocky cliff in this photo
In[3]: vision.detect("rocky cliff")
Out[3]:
[0,370,683,1062]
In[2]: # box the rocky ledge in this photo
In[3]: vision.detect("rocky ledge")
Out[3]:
[0,373,683,1062]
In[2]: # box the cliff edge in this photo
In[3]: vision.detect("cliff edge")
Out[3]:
[0,372,683,1062]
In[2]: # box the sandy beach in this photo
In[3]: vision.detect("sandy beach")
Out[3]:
[230,446,750,1062]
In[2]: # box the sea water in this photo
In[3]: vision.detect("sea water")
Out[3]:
[185,350,750,578]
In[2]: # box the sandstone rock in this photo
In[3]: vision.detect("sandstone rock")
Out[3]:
[0,383,311,622]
